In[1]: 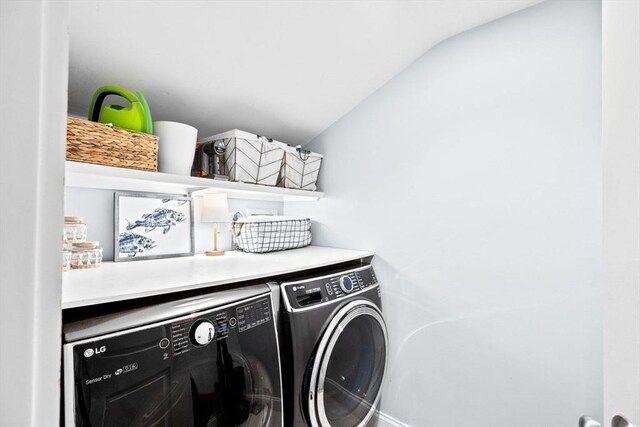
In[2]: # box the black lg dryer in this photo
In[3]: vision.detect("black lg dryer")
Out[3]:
[63,284,283,427]
[279,264,388,427]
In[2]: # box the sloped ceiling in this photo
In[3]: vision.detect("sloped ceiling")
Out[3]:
[68,1,541,144]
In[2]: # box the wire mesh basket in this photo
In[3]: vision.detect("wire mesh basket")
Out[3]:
[231,216,312,253]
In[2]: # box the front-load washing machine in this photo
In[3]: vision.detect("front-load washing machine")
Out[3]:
[279,264,388,427]
[63,283,283,426]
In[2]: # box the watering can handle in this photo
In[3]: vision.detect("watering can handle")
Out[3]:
[88,85,142,122]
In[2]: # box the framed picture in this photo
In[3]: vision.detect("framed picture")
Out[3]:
[114,192,194,262]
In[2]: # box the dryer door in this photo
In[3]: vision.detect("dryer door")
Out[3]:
[307,300,388,427]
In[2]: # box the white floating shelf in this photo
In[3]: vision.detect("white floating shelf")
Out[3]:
[64,161,323,202]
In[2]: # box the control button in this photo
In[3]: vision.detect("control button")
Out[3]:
[325,283,333,295]
[340,276,354,294]
[229,317,237,328]
[190,320,215,346]
[159,338,170,349]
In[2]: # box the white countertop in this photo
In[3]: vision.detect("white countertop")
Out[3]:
[61,246,373,309]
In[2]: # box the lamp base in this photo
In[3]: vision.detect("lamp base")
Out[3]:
[205,250,225,256]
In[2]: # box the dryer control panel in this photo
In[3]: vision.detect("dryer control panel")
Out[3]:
[281,266,378,311]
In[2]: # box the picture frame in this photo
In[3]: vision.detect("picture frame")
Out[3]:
[114,192,194,262]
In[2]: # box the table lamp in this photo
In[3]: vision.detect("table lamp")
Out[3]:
[201,193,230,256]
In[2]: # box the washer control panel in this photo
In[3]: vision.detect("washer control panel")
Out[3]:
[282,266,378,310]
[339,276,354,293]
[190,320,216,346]
[170,296,271,356]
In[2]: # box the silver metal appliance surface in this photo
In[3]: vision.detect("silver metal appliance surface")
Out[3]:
[279,264,388,427]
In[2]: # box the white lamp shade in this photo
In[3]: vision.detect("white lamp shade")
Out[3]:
[201,193,230,223]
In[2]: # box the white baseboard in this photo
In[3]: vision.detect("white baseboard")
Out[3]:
[374,410,411,427]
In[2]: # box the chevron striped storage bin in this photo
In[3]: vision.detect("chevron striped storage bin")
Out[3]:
[200,129,286,186]
[277,145,323,191]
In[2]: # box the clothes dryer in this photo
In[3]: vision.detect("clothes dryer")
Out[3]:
[63,284,282,426]
[279,264,387,427]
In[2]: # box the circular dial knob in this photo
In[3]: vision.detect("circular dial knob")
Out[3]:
[190,320,216,346]
[339,275,354,294]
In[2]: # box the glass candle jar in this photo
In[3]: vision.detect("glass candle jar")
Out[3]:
[64,216,87,244]
[71,241,103,269]
[62,249,71,272]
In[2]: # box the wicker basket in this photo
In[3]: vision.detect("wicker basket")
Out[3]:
[66,117,158,171]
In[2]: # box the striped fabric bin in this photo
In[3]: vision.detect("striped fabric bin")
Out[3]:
[200,129,286,186]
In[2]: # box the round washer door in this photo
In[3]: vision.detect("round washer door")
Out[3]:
[307,300,388,427]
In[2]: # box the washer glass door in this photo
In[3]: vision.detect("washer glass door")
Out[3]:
[310,301,388,427]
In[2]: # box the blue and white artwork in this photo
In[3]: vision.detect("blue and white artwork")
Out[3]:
[126,207,186,234]
[115,192,194,262]
[117,232,157,257]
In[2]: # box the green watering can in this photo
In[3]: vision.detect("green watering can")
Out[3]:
[88,85,153,134]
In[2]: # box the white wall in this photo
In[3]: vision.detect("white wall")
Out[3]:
[0,1,68,425]
[603,0,640,424]
[64,188,284,260]
[287,1,603,425]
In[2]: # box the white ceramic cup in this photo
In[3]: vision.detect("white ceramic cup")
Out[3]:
[153,121,198,175]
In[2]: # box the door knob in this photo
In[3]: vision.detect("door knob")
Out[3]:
[580,415,602,427]
[579,415,637,427]
[612,415,636,427]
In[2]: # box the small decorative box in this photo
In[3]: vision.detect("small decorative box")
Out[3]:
[70,241,103,269]
[63,216,87,244]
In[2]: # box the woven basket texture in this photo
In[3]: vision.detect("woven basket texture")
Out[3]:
[66,117,158,171]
